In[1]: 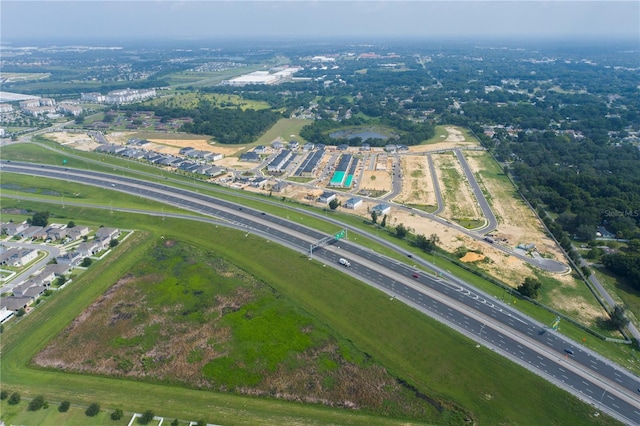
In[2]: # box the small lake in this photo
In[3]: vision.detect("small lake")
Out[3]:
[329,130,389,141]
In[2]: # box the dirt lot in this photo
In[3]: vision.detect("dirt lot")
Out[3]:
[463,151,566,264]
[432,152,482,222]
[146,137,244,157]
[43,131,101,151]
[360,170,392,192]
[43,131,246,159]
[395,156,436,206]
[360,155,392,192]
[408,126,479,152]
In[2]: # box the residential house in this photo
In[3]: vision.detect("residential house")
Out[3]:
[272,181,289,193]
[77,241,101,257]
[55,251,83,266]
[254,145,268,155]
[41,263,71,278]
[318,191,337,204]
[67,226,90,240]
[1,222,29,236]
[19,226,44,240]
[2,248,38,267]
[0,296,32,312]
[240,152,261,162]
[0,306,14,323]
[46,227,68,241]
[251,177,268,188]
[372,203,391,215]
[345,197,363,209]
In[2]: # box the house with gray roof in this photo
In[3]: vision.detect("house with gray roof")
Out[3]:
[95,227,120,241]
[1,221,28,236]
[55,251,83,266]
[77,241,101,257]
[67,226,90,240]
[318,191,337,204]
[240,151,261,162]
[0,296,32,312]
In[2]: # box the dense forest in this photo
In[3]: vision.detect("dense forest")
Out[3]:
[121,100,282,144]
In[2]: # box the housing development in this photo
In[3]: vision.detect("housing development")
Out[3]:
[0,12,639,426]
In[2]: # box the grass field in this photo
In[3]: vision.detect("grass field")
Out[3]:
[141,92,270,111]
[0,399,134,426]
[0,199,624,425]
[253,118,310,147]
[165,63,272,88]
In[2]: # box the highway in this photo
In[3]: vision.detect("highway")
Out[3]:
[2,160,640,424]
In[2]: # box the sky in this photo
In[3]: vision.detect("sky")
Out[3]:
[1,1,639,42]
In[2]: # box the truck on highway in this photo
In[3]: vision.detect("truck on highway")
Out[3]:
[338,258,351,267]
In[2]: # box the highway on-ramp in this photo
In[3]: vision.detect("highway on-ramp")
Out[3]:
[2,161,640,425]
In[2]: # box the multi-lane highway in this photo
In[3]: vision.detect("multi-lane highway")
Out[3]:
[3,161,640,424]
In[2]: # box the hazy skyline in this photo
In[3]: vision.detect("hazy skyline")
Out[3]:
[2,1,639,42]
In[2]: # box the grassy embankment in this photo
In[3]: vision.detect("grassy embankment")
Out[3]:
[0,197,622,425]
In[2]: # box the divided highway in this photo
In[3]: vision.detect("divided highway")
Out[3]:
[3,161,640,425]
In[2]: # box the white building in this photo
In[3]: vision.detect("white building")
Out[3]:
[58,103,83,116]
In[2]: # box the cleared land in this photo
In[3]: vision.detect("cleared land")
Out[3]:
[394,156,436,207]
[360,155,392,193]
[407,125,480,152]
[432,152,483,225]
[464,151,563,260]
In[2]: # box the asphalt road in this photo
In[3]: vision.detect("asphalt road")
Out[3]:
[453,148,498,233]
[3,161,640,424]
[0,242,60,293]
[427,153,444,215]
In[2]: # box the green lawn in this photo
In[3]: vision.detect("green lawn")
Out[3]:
[253,118,310,146]
[0,399,132,426]
[140,92,270,111]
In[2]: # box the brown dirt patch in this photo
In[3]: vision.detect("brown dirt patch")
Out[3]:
[395,156,436,206]
[360,170,392,192]
[444,126,465,142]
[43,131,101,152]
[146,138,243,157]
[460,252,485,263]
